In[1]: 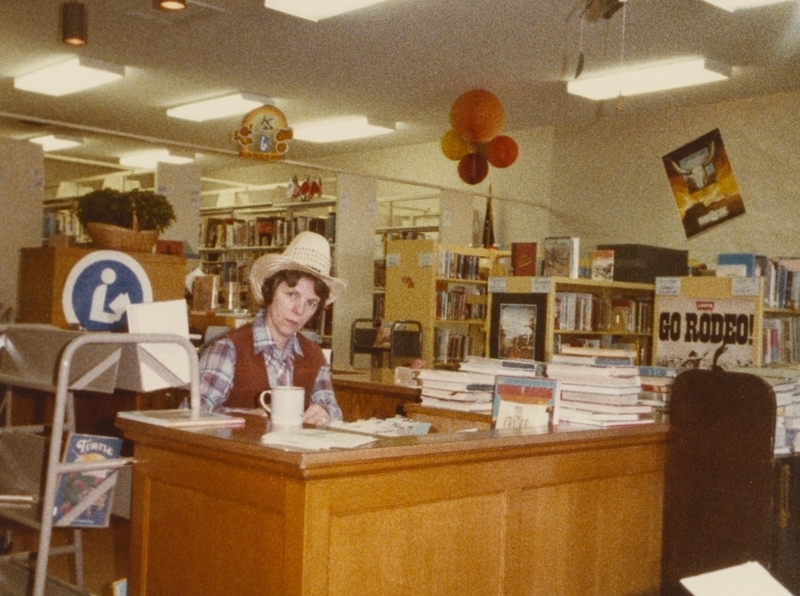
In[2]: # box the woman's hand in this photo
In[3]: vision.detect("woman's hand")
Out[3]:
[303,403,331,426]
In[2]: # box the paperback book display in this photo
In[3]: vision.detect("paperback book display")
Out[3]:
[544,349,655,427]
[415,367,496,413]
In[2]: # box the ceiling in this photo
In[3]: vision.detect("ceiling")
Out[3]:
[1,0,799,187]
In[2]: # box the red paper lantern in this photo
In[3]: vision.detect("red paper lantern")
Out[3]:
[486,135,519,168]
[450,89,505,144]
[440,129,470,161]
[458,152,489,185]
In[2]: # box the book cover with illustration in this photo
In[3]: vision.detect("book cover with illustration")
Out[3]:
[543,237,579,278]
[53,433,123,528]
[492,375,561,429]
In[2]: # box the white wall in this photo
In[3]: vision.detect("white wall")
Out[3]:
[318,88,800,268]
[0,138,44,315]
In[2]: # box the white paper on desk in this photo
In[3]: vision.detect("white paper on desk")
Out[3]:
[680,561,793,596]
[260,428,377,451]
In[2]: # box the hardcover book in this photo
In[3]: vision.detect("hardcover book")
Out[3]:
[489,292,548,361]
[53,433,123,528]
[492,375,561,428]
[511,242,537,276]
[543,237,579,279]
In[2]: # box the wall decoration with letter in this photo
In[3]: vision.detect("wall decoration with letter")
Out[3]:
[662,128,745,239]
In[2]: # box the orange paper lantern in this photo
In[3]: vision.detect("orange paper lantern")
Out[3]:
[441,129,471,161]
[458,152,489,185]
[486,135,518,168]
[450,89,505,144]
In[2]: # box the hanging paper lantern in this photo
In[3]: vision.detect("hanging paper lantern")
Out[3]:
[441,129,471,161]
[485,135,519,168]
[458,152,489,185]
[450,89,505,144]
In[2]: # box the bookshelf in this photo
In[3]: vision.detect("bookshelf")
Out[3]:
[488,276,656,364]
[197,198,337,312]
[384,238,509,367]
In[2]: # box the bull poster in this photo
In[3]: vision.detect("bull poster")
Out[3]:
[654,295,756,369]
[662,128,745,238]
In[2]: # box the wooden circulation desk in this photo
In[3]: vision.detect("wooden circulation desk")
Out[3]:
[117,415,667,596]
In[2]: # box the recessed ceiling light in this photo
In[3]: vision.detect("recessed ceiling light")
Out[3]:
[14,56,125,97]
[166,93,272,122]
[567,58,730,100]
[293,117,395,143]
[700,0,789,10]
[264,0,390,21]
[29,134,83,152]
[119,150,194,169]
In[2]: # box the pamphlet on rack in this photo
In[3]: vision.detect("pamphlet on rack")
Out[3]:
[116,409,245,428]
[260,427,379,451]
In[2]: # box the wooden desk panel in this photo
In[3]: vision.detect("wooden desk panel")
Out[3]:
[118,416,666,596]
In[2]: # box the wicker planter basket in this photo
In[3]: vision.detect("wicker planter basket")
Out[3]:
[86,222,159,253]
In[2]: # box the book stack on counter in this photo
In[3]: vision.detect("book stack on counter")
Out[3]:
[730,366,800,455]
[638,365,678,423]
[544,347,654,427]
[415,368,497,413]
[415,357,544,413]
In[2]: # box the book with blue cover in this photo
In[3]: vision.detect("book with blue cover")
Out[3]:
[717,252,757,277]
[53,433,123,528]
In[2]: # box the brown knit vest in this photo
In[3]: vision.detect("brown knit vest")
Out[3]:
[223,324,326,410]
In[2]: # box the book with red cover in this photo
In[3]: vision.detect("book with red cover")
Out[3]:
[511,242,537,276]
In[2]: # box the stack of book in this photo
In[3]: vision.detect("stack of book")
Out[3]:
[638,365,679,423]
[414,368,496,413]
[544,348,653,427]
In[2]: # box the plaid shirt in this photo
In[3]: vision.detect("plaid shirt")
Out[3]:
[198,310,342,420]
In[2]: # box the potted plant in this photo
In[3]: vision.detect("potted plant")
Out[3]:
[76,188,176,252]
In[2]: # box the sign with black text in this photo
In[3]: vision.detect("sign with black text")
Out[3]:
[654,295,756,369]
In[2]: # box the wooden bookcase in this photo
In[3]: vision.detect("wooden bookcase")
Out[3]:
[488,276,656,364]
[383,239,509,367]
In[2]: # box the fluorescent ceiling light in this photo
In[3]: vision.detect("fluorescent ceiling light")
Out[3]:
[14,57,125,97]
[293,117,395,143]
[167,93,272,122]
[567,58,730,101]
[264,0,390,21]
[29,134,83,152]
[700,0,790,11]
[119,150,194,169]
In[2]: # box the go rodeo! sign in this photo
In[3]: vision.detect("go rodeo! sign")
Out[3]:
[654,296,756,369]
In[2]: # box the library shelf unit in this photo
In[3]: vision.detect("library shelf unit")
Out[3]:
[383,238,509,367]
[197,198,337,314]
[0,325,200,596]
[487,276,656,364]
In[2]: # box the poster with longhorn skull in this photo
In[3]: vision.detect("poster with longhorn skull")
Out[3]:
[662,128,745,238]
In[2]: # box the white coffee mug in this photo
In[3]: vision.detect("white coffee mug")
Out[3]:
[259,386,305,428]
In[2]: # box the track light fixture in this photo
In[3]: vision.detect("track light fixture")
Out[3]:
[61,1,87,46]
[154,0,187,10]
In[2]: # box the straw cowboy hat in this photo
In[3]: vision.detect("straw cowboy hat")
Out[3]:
[249,231,347,306]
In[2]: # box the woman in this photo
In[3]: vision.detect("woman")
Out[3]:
[199,231,347,426]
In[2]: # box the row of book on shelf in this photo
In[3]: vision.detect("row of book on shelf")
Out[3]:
[414,346,676,429]
[201,212,336,250]
[716,252,800,310]
[437,249,488,281]
[553,292,653,334]
[436,285,487,321]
